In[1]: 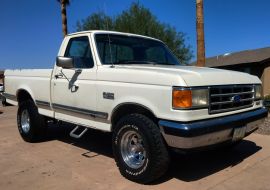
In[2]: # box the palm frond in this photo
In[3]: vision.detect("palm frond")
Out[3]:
[56,0,70,5]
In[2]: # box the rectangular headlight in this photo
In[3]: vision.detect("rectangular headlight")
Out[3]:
[255,84,262,99]
[192,89,209,106]
[172,88,208,109]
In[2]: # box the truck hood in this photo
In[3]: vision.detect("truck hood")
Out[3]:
[97,65,261,86]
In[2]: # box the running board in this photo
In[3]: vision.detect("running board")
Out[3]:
[70,126,88,139]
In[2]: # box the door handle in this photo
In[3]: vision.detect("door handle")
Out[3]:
[55,73,63,79]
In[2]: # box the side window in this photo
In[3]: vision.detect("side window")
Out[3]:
[65,36,94,68]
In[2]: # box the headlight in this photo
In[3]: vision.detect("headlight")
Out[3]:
[255,84,262,99]
[172,88,209,109]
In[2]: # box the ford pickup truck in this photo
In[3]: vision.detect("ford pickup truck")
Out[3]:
[3,30,268,183]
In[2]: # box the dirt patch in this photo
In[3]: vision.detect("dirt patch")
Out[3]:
[1,106,270,190]
[256,114,270,135]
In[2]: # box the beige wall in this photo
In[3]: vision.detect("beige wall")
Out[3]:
[261,66,270,96]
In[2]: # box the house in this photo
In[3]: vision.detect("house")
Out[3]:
[200,47,270,96]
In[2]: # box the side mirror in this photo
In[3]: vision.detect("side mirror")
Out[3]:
[56,56,74,69]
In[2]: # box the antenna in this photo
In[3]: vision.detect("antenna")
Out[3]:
[108,34,114,68]
[103,2,109,31]
[103,2,114,68]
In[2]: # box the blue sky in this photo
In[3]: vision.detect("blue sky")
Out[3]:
[0,0,270,69]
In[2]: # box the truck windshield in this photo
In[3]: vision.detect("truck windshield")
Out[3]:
[95,34,182,66]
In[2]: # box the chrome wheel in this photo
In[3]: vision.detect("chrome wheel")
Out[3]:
[120,128,146,169]
[21,109,30,133]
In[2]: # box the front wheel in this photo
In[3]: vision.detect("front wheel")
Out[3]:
[112,114,170,184]
[17,100,47,142]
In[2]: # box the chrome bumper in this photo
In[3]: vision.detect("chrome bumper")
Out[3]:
[159,108,268,149]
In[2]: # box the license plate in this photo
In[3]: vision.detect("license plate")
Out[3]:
[233,126,246,141]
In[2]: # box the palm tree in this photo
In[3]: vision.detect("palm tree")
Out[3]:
[57,0,70,37]
[196,0,205,67]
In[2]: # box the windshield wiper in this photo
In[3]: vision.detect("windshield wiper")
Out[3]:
[114,60,157,65]
[114,60,178,65]
[156,63,177,65]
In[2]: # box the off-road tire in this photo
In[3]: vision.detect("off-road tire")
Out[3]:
[17,100,47,142]
[112,113,170,184]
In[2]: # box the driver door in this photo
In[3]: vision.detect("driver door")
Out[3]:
[51,35,100,127]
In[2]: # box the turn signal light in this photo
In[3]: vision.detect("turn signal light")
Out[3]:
[172,89,192,108]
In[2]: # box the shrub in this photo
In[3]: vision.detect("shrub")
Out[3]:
[264,95,270,112]
[264,95,270,101]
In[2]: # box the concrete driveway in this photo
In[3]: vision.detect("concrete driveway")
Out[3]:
[0,105,270,190]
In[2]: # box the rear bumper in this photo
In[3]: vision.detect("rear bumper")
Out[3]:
[159,107,268,149]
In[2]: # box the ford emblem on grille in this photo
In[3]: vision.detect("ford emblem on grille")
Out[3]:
[232,95,241,103]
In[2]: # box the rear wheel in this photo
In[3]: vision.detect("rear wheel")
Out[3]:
[17,100,47,142]
[112,113,170,184]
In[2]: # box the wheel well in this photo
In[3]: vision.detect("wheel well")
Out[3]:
[17,90,33,104]
[111,103,157,130]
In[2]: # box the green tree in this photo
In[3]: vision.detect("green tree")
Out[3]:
[77,2,192,64]
[57,0,70,37]
[77,12,114,31]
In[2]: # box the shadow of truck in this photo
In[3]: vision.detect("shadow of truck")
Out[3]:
[43,122,261,184]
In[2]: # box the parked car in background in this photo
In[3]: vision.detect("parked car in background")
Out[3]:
[2,30,268,183]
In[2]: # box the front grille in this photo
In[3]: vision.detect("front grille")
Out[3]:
[209,85,254,114]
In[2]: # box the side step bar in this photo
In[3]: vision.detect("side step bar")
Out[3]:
[70,126,88,139]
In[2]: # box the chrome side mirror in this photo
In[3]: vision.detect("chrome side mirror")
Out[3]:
[56,56,74,69]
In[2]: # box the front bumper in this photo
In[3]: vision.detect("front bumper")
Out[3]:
[159,107,268,149]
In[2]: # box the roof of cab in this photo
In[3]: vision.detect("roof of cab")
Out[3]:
[67,30,162,42]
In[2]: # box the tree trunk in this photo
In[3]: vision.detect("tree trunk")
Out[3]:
[196,0,205,67]
[60,0,68,37]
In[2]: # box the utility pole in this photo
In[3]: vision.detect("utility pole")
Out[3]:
[196,0,206,67]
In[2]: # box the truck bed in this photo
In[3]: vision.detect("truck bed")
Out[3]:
[5,69,53,78]
[4,69,53,109]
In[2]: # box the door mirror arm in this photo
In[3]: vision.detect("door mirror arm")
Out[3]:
[75,69,82,74]
[59,69,70,82]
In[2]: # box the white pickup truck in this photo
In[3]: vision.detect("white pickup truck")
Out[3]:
[3,30,268,183]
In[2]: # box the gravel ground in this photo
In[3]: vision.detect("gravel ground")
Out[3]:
[256,111,270,135]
